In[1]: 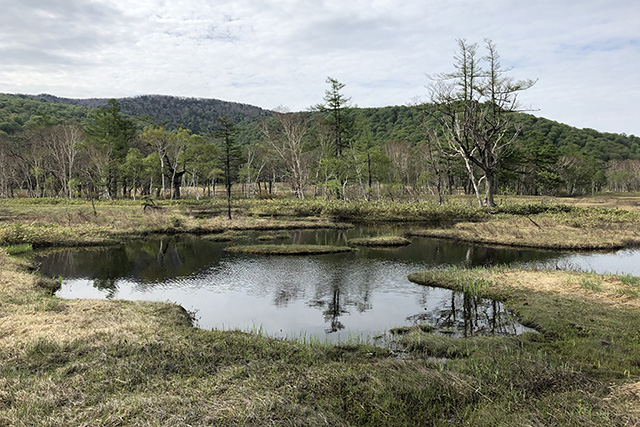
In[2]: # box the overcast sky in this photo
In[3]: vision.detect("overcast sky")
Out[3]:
[1,0,638,135]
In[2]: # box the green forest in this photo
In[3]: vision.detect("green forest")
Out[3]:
[2,83,640,204]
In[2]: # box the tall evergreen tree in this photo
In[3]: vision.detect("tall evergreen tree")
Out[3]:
[214,117,242,219]
[313,77,355,199]
[314,77,353,157]
[85,99,136,198]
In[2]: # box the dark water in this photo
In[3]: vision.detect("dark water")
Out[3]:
[36,226,640,342]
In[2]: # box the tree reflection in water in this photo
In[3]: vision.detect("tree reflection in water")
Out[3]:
[306,258,375,334]
[92,277,118,299]
[309,278,349,333]
[407,291,523,337]
[272,279,304,308]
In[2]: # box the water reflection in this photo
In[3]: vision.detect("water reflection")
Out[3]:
[37,228,575,341]
[407,292,528,337]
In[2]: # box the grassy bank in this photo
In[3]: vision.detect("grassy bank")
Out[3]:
[406,266,640,424]
[408,267,640,376]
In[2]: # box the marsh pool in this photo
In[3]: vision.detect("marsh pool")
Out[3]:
[36,226,640,342]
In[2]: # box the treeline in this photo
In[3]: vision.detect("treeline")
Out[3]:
[1,90,640,202]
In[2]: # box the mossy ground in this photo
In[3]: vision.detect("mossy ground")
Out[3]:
[201,230,249,242]
[256,231,292,241]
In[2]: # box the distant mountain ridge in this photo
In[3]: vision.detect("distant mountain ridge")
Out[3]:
[35,94,273,134]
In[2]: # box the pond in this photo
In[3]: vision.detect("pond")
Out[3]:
[35,226,640,342]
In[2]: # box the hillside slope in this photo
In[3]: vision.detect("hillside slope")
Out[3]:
[2,93,640,162]
[35,94,272,134]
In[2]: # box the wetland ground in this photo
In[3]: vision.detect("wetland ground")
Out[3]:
[1,195,640,425]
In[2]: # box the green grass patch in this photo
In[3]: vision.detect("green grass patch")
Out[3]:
[613,274,640,299]
[225,244,354,255]
[619,274,640,287]
[616,287,640,298]
[389,323,435,335]
[2,242,33,255]
[579,277,603,293]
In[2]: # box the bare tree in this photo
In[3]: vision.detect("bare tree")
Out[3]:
[417,130,449,204]
[427,39,535,206]
[165,128,189,200]
[260,109,311,199]
[139,126,170,199]
[12,128,51,197]
[44,124,83,198]
[240,142,265,198]
[384,140,412,194]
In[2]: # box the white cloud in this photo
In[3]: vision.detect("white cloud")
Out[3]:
[0,0,638,135]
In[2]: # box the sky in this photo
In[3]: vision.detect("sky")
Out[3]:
[1,0,639,136]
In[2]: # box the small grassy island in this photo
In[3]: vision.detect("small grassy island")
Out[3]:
[347,235,412,247]
[1,195,640,425]
[256,231,292,241]
[201,230,249,242]
[225,244,354,255]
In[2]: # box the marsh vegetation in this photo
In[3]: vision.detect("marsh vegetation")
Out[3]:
[2,196,640,424]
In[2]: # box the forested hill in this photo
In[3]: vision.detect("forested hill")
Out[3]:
[35,94,272,134]
[514,114,640,161]
[0,93,92,134]
[352,105,640,161]
[2,92,640,163]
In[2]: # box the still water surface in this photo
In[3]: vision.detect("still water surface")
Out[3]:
[36,226,640,342]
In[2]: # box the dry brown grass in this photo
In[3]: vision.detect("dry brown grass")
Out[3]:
[197,216,351,232]
[0,252,190,354]
[225,244,354,255]
[0,202,352,248]
[347,235,412,247]
[559,194,640,211]
[0,297,188,350]
[612,381,640,417]
[410,217,640,250]
[482,269,640,310]
[486,193,640,211]
[606,376,640,419]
